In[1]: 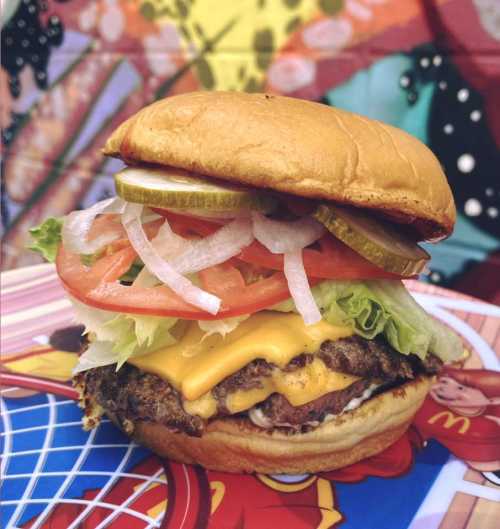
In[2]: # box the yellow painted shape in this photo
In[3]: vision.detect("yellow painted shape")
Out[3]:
[132,474,168,519]
[428,411,471,435]
[316,478,342,529]
[5,350,78,382]
[147,0,317,90]
[210,481,225,515]
[148,500,167,519]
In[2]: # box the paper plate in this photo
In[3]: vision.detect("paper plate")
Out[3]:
[1,264,499,529]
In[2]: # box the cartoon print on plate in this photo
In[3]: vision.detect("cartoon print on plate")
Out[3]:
[414,368,500,472]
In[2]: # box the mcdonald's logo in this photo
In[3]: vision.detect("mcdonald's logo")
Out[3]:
[428,411,471,434]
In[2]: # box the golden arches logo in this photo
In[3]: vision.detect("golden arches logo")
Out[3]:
[428,411,471,434]
[210,481,225,515]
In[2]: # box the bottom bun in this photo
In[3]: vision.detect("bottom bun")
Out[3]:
[100,375,432,474]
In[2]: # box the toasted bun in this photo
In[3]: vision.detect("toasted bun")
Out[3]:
[93,375,432,474]
[103,91,455,240]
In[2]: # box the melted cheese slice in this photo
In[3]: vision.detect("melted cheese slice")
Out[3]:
[129,312,353,401]
[183,358,360,419]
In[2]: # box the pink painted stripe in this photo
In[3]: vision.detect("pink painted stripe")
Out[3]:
[2,284,66,314]
[2,317,73,343]
[2,327,72,355]
[2,293,65,317]
[2,311,75,346]
[4,305,72,326]
[1,311,74,353]
[0,372,78,399]
[1,266,56,289]
[2,314,74,345]
[2,274,62,299]
[1,281,67,315]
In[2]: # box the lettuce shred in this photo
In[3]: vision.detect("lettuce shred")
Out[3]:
[272,280,462,363]
[71,298,177,372]
[28,218,63,262]
[70,275,462,374]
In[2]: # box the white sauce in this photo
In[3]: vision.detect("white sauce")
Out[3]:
[248,383,381,430]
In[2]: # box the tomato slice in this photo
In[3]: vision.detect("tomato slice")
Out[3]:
[58,208,402,319]
[56,244,293,319]
[155,209,404,280]
[85,214,165,253]
[238,236,403,279]
[198,262,313,316]
[152,208,220,237]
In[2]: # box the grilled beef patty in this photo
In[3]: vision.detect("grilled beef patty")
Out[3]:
[81,363,204,436]
[76,336,441,437]
[259,379,373,427]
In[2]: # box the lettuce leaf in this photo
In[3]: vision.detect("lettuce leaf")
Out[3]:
[71,298,253,374]
[198,315,250,338]
[272,280,462,363]
[71,297,178,372]
[28,217,63,262]
[104,313,177,368]
[72,340,123,374]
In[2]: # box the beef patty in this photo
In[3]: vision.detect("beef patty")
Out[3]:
[76,335,441,437]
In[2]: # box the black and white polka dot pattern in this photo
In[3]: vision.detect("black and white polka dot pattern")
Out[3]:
[400,44,500,240]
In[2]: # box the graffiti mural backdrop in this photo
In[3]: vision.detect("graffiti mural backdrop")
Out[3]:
[1,0,499,302]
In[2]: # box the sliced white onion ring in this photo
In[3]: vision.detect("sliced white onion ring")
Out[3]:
[141,209,163,223]
[251,212,324,325]
[134,219,192,287]
[171,217,254,275]
[251,212,324,253]
[122,203,221,315]
[62,197,126,254]
[135,217,253,285]
[284,250,322,325]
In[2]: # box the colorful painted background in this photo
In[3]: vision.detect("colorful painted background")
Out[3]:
[1,0,499,302]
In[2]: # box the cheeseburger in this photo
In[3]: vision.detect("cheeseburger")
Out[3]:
[30,91,462,473]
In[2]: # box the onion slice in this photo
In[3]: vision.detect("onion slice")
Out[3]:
[252,212,324,325]
[134,219,192,287]
[171,217,254,275]
[284,250,322,325]
[135,217,253,285]
[251,212,324,253]
[62,197,126,254]
[122,203,221,314]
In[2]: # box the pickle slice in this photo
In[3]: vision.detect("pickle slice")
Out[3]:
[115,167,276,213]
[313,204,429,276]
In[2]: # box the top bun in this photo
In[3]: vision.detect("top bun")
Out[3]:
[103,91,455,240]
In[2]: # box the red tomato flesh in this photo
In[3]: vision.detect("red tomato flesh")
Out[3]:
[57,209,404,319]
[153,208,403,280]
[56,244,294,319]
